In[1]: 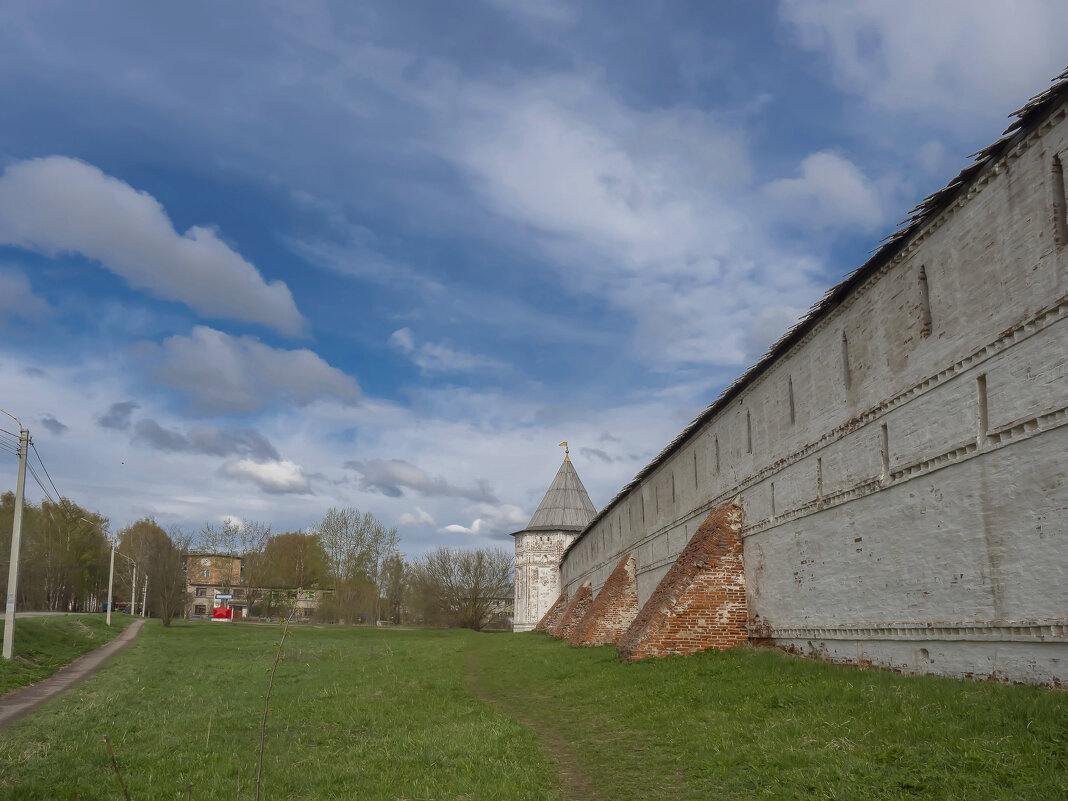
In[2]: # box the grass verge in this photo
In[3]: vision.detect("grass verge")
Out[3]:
[469,633,1068,800]
[1,624,1064,800]
[0,614,137,695]
[0,622,560,800]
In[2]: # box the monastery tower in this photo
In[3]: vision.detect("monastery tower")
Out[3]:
[511,447,596,632]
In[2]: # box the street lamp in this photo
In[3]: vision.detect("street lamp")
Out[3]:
[83,518,142,626]
[79,517,117,625]
[114,549,140,617]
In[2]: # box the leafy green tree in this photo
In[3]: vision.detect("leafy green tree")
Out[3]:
[2,495,111,612]
[259,531,328,588]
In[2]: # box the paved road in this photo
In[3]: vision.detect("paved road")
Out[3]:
[0,617,146,730]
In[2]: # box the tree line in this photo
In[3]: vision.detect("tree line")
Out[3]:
[1,494,513,631]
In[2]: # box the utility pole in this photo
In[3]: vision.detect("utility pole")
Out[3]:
[2,424,29,661]
[141,575,148,618]
[106,542,115,626]
[131,563,137,616]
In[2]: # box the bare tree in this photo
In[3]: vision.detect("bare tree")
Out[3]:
[380,553,407,623]
[198,518,271,618]
[410,546,513,631]
[149,526,193,626]
[316,507,399,623]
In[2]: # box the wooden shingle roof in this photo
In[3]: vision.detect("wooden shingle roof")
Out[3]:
[514,457,597,534]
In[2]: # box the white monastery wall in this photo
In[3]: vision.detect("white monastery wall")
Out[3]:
[559,99,1068,683]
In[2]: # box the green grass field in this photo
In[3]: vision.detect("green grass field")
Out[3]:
[0,623,1064,800]
[0,613,138,695]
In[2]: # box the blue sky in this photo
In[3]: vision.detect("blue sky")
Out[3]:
[0,1,1065,550]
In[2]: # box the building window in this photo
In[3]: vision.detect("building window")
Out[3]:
[195,587,207,597]
[199,569,210,578]
[194,605,206,615]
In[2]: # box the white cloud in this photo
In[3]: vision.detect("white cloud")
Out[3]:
[0,156,306,336]
[143,325,361,414]
[399,506,435,526]
[441,503,528,536]
[0,342,698,554]
[765,151,884,231]
[389,327,507,373]
[389,327,416,352]
[441,75,828,370]
[219,459,312,495]
[455,82,750,269]
[778,0,1068,122]
[0,269,51,321]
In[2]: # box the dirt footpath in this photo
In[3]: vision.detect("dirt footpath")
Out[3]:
[0,617,146,729]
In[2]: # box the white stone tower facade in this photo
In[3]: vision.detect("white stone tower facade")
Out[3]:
[511,454,596,632]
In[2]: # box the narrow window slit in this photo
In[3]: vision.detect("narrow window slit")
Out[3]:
[841,332,852,390]
[977,374,989,445]
[693,450,698,488]
[788,376,796,425]
[770,482,776,519]
[816,457,823,506]
[746,409,753,454]
[880,423,890,482]
[918,266,933,337]
[671,472,676,505]
[714,435,720,474]
[1054,154,1067,247]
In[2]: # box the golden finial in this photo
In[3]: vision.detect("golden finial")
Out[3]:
[558,441,569,461]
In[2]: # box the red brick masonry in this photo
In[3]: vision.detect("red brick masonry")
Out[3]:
[550,582,593,639]
[567,553,639,647]
[617,499,746,661]
[535,592,569,632]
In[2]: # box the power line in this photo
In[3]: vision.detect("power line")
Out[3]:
[0,426,17,439]
[26,465,56,505]
[25,461,58,506]
[29,441,62,503]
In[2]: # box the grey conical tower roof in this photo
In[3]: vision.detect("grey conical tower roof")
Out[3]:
[523,457,597,532]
